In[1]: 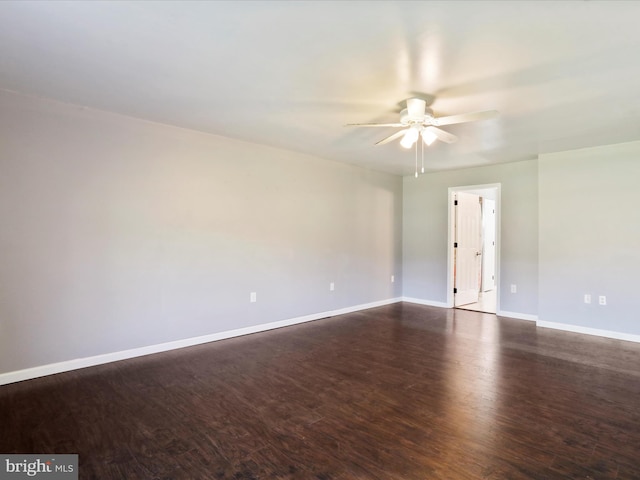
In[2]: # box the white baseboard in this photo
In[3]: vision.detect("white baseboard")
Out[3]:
[0,297,402,386]
[537,320,640,344]
[496,310,538,322]
[11,299,637,387]
[401,297,449,308]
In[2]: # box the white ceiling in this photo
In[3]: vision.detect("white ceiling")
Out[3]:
[1,1,640,176]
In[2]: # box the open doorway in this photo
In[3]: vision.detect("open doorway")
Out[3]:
[447,184,500,314]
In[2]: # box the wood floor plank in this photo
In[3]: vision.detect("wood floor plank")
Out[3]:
[1,302,640,479]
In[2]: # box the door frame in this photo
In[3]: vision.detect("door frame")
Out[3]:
[446,183,501,310]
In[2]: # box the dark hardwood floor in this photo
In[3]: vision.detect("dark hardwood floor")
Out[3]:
[1,303,640,479]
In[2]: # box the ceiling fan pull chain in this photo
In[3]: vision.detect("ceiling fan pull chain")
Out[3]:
[415,140,418,178]
[421,137,425,174]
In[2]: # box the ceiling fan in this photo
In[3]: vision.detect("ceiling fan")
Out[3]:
[347,97,498,149]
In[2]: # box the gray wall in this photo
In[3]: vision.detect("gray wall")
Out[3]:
[0,90,402,374]
[402,160,539,315]
[539,141,640,334]
[3,85,639,377]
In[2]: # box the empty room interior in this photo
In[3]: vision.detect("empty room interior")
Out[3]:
[1,1,640,478]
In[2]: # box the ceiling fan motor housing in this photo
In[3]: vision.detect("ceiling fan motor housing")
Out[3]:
[400,105,435,126]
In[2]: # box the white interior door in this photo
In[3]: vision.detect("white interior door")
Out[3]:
[482,198,496,291]
[454,192,482,306]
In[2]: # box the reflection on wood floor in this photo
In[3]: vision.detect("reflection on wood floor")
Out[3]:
[1,302,640,479]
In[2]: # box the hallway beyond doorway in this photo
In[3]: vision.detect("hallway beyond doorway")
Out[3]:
[456,288,497,314]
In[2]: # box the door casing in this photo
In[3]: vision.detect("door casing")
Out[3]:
[447,183,501,310]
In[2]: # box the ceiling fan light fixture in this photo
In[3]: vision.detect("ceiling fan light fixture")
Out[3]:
[400,128,419,149]
[422,129,438,146]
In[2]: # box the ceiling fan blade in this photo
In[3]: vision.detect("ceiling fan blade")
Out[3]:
[435,110,499,126]
[375,129,409,146]
[345,122,405,127]
[425,126,458,144]
[406,98,426,118]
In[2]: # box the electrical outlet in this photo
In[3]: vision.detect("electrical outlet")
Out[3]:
[599,295,607,306]
[329,282,335,291]
[391,275,395,283]
[584,294,591,304]
[510,284,517,294]
[250,292,257,303]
